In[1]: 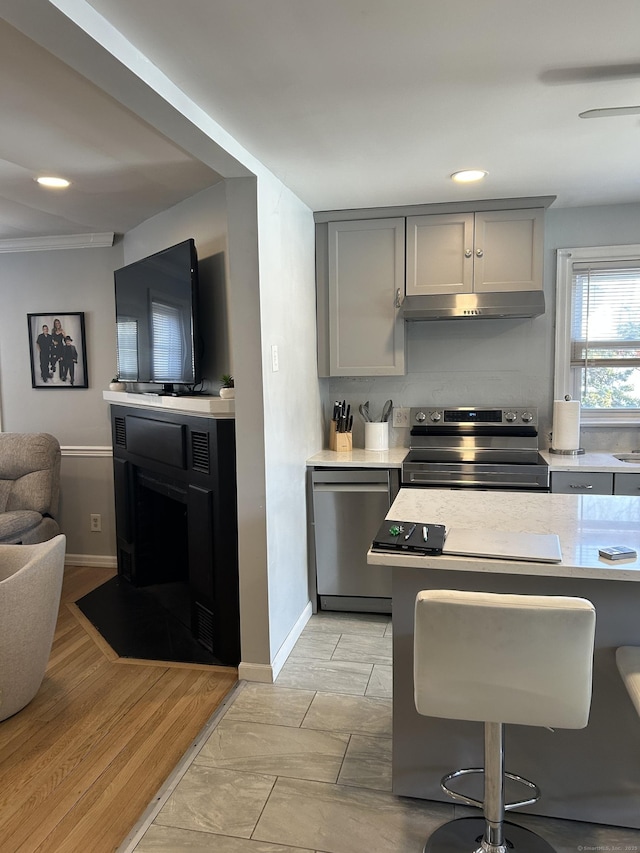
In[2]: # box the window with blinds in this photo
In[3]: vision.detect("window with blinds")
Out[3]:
[116,319,139,381]
[570,260,640,410]
[151,300,184,382]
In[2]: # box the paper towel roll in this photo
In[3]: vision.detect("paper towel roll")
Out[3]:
[552,400,581,451]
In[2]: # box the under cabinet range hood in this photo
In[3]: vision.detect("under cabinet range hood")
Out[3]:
[402,290,545,321]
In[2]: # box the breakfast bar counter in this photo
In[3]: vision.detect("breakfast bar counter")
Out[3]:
[368,489,640,829]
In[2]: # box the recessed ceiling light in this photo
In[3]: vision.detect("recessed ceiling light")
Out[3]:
[451,169,488,183]
[36,176,70,188]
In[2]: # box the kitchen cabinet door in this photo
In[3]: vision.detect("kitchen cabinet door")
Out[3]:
[327,218,405,376]
[550,471,613,494]
[406,212,474,296]
[474,209,543,292]
[613,473,640,496]
[406,208,544,296]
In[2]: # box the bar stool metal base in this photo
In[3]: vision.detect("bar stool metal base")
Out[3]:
[424,817,556,853]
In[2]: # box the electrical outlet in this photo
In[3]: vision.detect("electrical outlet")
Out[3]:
[90,513,102,532]
[392,406,410,428]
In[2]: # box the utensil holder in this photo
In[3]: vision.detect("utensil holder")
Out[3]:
[329,420,352,452]
[364,421,389,451]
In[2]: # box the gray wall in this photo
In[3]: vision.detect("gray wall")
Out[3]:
[0,243,123,561]
[253,170,322,665]
[328,201,640,454]
[0,244,122,441]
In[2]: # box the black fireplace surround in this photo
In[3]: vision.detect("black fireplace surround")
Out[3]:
[110,404,240,665]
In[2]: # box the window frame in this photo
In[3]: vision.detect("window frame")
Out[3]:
[555,243,640,426]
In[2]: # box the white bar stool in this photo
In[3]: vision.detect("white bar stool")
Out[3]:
[616,646,640,717]
[414,589,596,853]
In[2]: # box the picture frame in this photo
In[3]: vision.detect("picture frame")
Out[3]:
[27,312,88,389]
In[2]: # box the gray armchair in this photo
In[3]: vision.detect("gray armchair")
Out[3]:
[0,534,66,721]
[0,433,61,544]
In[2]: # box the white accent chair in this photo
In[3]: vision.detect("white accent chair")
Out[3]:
[414,589,596,853]
[0,535,66,721]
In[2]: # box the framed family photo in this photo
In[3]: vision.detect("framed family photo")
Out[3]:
[27,312,88,389]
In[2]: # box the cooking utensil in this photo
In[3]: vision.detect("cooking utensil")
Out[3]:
[359,401,371,422]
[381,400,393,422]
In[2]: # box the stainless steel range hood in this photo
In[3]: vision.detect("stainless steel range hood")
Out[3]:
[402,290,545,321]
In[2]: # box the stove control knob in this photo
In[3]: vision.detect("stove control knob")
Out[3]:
[521,412,534,423]
[505,411,517,422]
[429,411,442,422]
[415,411,427,423]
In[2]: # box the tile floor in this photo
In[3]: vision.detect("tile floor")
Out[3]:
[121,611,640,853]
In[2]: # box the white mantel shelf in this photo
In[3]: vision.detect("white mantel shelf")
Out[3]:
[102,390,235,418]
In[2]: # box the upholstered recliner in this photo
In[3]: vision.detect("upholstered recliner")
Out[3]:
[0,534,66,721]
[0,433,61,544]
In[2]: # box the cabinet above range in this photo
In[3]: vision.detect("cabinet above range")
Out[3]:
[406,207,543,293]
[315,196,554,377]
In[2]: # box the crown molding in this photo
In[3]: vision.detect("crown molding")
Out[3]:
[0,232,115,253]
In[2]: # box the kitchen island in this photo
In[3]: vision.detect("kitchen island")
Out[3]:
[368,488,640,829]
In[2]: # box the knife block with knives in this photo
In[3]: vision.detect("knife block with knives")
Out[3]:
[329,418,352,452]
[329,401,353,452]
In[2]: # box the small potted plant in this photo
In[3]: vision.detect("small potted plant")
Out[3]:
[109,376,126,392]
[219,374,235,399]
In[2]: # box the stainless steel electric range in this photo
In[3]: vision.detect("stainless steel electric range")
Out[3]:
[401,405,549,491]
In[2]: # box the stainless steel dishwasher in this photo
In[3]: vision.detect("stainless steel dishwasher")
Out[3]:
[311,468,399,613]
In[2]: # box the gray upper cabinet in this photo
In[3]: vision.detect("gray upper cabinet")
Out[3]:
[325,218,406,377]
[315,197,553,377]
[406,208,544,296]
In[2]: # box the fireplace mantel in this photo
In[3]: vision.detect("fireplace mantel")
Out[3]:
[109,403,239,665]
[103,390,234,417]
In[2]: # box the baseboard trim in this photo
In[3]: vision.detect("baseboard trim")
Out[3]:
[238,600,312,683]
[237,662,275,683]
[65,553,118,569]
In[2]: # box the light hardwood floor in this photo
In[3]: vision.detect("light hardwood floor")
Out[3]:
[0,565,238,853]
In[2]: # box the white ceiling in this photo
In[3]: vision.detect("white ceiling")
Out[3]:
[2,0,640,241]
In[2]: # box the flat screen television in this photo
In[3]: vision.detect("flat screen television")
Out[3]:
[114,239,201,394]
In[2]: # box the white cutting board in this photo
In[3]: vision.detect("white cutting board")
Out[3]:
[443,528,562,563]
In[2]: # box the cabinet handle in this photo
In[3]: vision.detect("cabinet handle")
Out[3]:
[395,288,403,308]
[569,483,593,489]
[464,249,472,258]
[476,248,484,258]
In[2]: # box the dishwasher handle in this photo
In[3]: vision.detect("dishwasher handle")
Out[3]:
[311,468,391,487]
[313,483,390,493]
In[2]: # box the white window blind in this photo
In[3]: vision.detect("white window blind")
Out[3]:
[570,260,640,409]
[151,300,183,381]
[116,319,138,381]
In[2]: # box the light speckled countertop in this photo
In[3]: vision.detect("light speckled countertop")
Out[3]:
[307,448,408,468]
[541,450,640,473]
[368,488,640,580]
[308,448,640,473]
